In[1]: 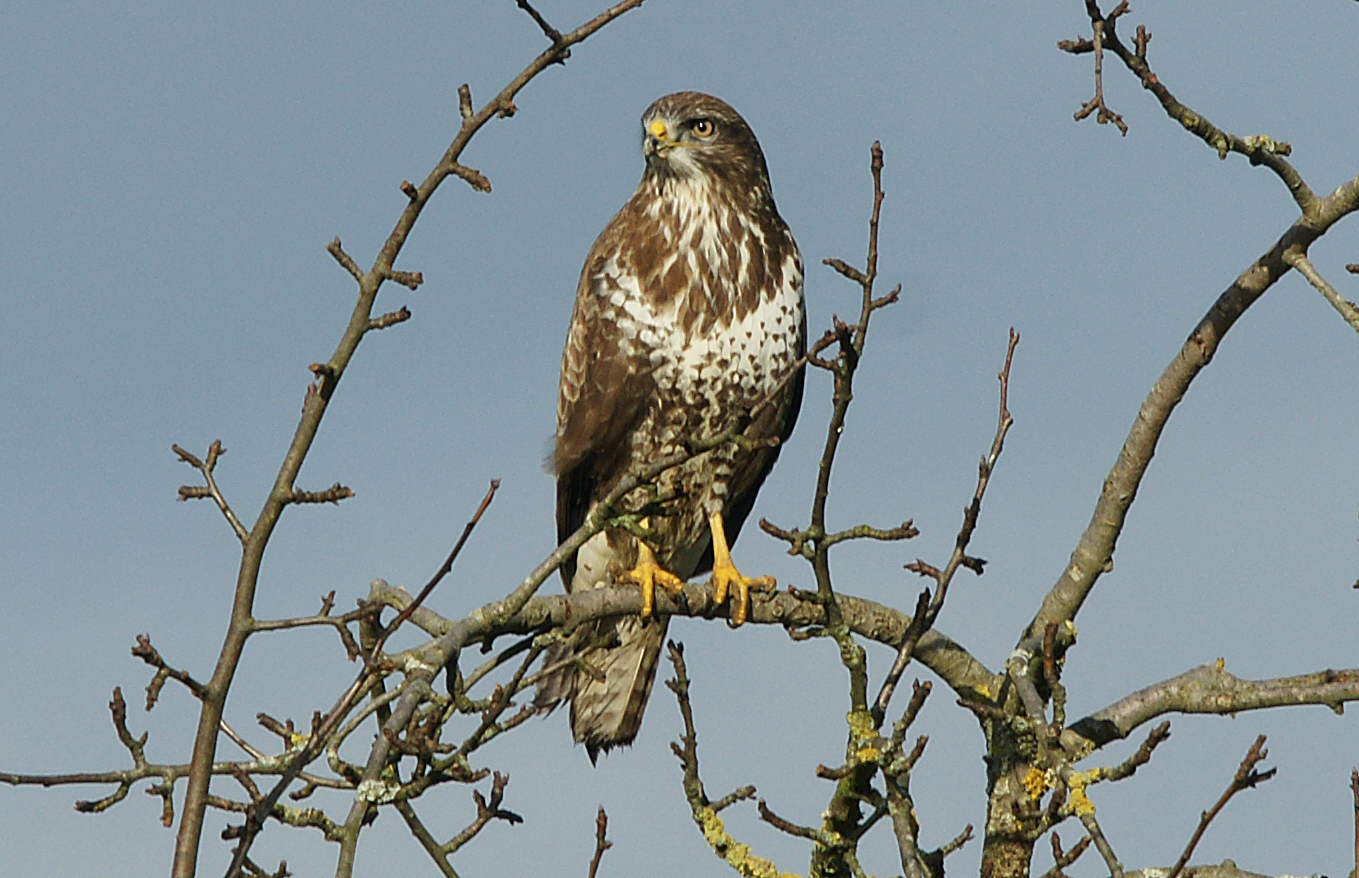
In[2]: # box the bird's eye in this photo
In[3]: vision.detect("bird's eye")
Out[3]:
[690,119,715,138]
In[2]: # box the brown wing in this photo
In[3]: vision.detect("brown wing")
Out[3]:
[554,223,656,585]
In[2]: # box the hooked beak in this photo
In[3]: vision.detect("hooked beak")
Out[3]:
[644,119,684,158]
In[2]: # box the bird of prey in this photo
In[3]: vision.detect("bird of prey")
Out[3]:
[535,91,805,761]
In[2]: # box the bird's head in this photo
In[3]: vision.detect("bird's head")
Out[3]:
[639,91,771,190]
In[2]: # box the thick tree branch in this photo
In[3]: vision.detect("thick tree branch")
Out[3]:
[1030,0,1359,652]
[1066,664,1359,755]
[366,577,999,703]
[1022,169,1359,648]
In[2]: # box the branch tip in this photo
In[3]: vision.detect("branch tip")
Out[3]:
[458,83,473,121]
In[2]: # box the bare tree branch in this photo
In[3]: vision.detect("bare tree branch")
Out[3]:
[587,806,613,878]
[664,641,790,877]
[1077,809,1124,878]
[1164,736,1275,878]
[1066,664,1359,754]
[173,441,248,543]
[1286,251,1359,334]
[1022,168,1359,649]
[1036,831,1092,878]
[1351,768,1359,878]
[1027,0,1359,655]
[160,3,650,875]
[1065,2,1308,203]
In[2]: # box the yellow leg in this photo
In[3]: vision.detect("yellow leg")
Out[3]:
[621,520,685,618]
[708,511,775,626]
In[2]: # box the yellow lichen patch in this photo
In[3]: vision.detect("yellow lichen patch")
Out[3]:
[698,809,801,878]
[1022,767,1051,800]
[1065,769,1101,817]
[856,746,881,762]
[846,708,875,742]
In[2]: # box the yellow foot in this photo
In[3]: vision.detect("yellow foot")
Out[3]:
[622,534,685,618]
[710,559,775,627]
[707,511,775,626]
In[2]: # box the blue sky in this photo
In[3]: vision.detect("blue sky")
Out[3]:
[3,2,1357,876]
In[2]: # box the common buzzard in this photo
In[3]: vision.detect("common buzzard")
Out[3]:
[536,91,805,761]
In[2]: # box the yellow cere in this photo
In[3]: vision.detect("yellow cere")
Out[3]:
[648,120,670,139]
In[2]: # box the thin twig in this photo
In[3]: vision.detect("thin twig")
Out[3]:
[664,642,790,874]
[173,441,249,543]
[1065,2,1309,204]
[516,0,565,45]
[1286,251,1359,334]
[373,479,500,656]
[1351,768,1359,878]
[1164,736,1276,878]
[1036,831,1092,878]
[758,799,819,840]
[1078,810,1124,878]
[394,801,458,878]
[587,806,612,878]
[132,635,208,708]
[874,330,1017,726]
[872,590,931,726]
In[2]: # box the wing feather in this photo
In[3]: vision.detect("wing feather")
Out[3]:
[554,224,657,583]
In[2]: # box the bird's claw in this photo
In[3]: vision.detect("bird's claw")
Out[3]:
[623,547,685,618]
[710,560,775,627]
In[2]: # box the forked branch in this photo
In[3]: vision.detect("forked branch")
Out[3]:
[1164,737,1275,878]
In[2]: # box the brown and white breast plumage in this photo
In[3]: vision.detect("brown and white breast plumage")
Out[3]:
[536,92,805,761]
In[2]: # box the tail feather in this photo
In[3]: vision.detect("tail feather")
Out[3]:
[535,530,670,761]
[569,615,668,763]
